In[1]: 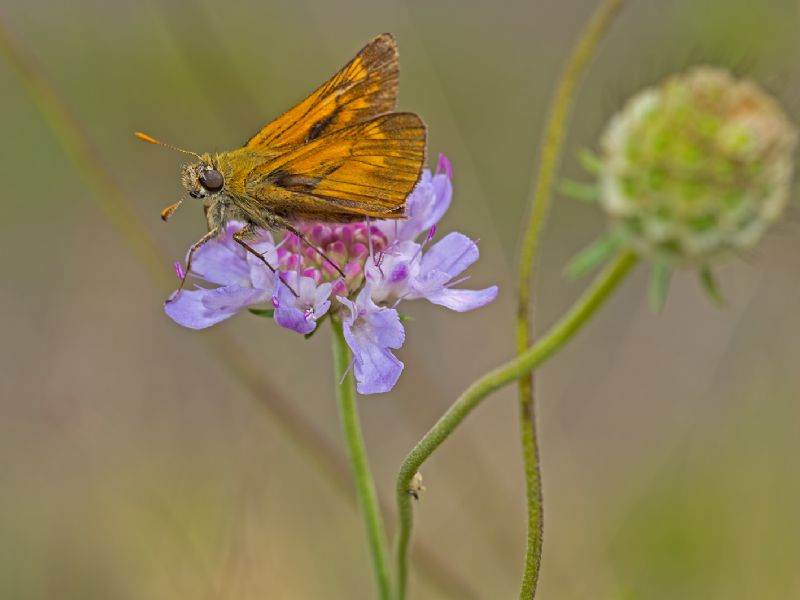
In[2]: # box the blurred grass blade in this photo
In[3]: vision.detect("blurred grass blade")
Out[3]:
[0,13,169,285]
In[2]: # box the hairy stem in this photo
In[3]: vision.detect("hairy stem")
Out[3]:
[515,1,625,597]
[331,319,392,599]
[394,251,638,598]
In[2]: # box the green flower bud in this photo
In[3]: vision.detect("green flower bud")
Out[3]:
[599,67,797,262]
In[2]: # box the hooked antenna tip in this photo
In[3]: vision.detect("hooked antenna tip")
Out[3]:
[135,131,159,144]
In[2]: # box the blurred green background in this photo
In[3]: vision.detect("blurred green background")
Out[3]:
[2,0,799,598]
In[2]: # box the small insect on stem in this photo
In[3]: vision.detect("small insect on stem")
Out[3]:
[408,472,425,501]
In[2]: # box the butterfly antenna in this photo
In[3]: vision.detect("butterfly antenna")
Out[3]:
[135,132,203,161]
[160,199,184,221]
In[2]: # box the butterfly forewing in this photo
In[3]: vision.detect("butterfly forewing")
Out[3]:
[249,112,426,219]
[244,33,399,150]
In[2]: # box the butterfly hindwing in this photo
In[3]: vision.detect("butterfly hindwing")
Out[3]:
[244,33,399,150]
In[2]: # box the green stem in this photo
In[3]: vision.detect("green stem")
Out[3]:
[331,319,392,599]
[515,1,625,597]
[394,251,638,598]
[516,388,543,600]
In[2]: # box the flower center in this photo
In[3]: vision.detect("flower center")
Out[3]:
[276,223,389,297]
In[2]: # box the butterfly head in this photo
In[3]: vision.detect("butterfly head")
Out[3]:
[181,160,225,199]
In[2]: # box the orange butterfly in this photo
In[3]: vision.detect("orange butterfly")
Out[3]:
[137,33,426,297]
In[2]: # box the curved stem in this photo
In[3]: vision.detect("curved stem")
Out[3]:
[515,1,625,597]
[394,251,638,598]
[331,319,392,599]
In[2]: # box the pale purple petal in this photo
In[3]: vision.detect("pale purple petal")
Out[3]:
[188,221,251,286]
[407,171,451,237]
[428,173,452,226]
[311,282,334,319]
[245,236,280,291]
[425,285,499,312]
[272,272,332,335]
[349,336,403,394]
[364,241,420,303]
[340,286,405,394]
[274,304,315,335]
[377,166,453,242]
[408,269,451,299]
[420,232,479,279]
[272,276,313,334]
[164,285,268,329]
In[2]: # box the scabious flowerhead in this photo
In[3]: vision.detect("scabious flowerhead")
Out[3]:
[600,66,797,262]
[566,67,797,308]
[278,221,389,298]
[165,155,498,394]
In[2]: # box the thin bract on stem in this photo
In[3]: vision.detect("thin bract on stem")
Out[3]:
[515,0,625,596]
[394,251,638,598]
[330,319,393,599]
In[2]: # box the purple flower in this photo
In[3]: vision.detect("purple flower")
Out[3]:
[366,156,498,312]
[272,271,333,335]
[164,154,498,394]
[164,222,276,329]
[365,233,498,311]
[340,284,405,394]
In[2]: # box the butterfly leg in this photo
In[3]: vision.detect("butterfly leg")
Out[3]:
[232,225,299,298]
[283,223,347,279]
[166,226,220,303]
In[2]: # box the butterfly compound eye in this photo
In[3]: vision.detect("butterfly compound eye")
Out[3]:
[199,169,224,192]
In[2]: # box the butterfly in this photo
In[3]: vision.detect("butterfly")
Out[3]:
[137,33,426,298]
